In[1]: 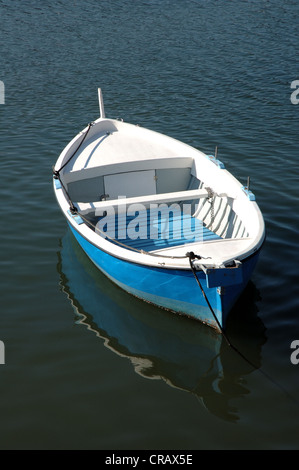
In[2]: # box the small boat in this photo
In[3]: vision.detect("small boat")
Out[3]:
[53,89,265,332]
[58,230,266,422]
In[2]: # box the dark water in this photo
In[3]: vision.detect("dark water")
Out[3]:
[1,0,299,450]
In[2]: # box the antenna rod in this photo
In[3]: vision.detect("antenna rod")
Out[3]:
[98,88,105,118]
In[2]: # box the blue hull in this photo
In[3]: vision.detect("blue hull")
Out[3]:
[68,224,260,331]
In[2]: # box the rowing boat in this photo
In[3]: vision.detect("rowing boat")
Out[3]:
[58,230,266,421]
[53,89,265,331]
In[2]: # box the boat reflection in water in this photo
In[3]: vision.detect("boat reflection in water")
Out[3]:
[57,230,267,422]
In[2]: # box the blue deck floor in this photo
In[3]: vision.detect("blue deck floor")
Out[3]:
[96,209,221,252]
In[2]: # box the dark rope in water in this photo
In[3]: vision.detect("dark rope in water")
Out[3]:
[186,252,299,406]
[187,252,232,347]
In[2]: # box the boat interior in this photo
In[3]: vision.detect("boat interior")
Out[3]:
[62,154,250,256]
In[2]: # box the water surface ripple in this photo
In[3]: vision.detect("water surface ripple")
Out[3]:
[1,0,299,450]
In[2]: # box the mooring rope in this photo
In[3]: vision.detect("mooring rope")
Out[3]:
[186,252,232,345]
[186,252,299,405]
[53,122,95,214]
[53,122,94,177]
